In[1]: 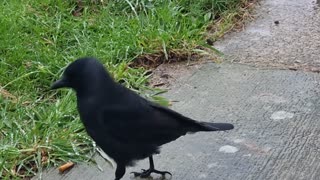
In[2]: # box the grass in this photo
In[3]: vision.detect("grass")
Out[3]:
[0,0,254,179]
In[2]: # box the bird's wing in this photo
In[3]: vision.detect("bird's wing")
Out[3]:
[98,104,189,146]
[149,102,234,131]
[148,102,199,124]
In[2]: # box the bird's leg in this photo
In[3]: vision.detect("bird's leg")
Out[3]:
[131,156,172,178]
[115,164,126,180]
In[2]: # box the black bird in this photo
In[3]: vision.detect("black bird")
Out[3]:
[51,57,234,180]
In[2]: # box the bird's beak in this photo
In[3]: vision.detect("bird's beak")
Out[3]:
[51,77,68,90]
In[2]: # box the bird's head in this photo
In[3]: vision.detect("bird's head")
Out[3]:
[51,57,110,93]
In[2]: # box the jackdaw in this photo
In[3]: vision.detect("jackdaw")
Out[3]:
[51,57,234,180]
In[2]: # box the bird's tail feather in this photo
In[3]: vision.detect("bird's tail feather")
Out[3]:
[198,122,234,131]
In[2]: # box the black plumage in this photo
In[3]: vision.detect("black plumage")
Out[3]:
[51,57,234,180]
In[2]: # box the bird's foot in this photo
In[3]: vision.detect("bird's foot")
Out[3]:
[131,168,172,178]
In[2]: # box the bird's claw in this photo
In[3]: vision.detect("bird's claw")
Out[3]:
[130,169,146,177]
[152,169,172,177]
[131,168,172,178]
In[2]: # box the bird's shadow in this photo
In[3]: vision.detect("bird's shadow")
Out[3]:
[129,174,172,180]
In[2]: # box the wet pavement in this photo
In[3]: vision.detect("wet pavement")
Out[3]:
[215,0,320,71]
[34,0,320,179]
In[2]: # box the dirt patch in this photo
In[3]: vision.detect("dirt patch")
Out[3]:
[0,86,18,103]
[130,50,199,69]
[149,56,218,89]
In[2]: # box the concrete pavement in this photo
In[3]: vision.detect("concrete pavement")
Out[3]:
[214,0,320,71]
